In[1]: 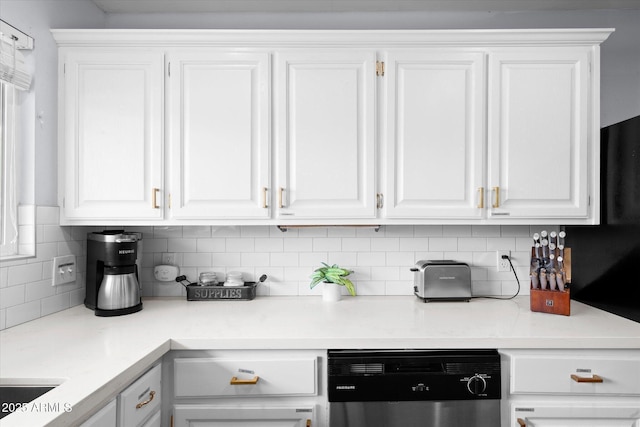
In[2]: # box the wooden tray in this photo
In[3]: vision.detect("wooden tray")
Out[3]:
[530,247,571,316]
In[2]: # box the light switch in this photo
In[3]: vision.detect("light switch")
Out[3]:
[52,255,77,286]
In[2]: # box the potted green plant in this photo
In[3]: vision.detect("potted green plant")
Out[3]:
[310,263,356,301]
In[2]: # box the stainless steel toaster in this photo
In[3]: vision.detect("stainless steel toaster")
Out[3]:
[411,260,472,302]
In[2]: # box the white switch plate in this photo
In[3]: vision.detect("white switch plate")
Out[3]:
[52,255,77,286]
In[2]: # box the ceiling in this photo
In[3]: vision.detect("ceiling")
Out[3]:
[90,0,640,14]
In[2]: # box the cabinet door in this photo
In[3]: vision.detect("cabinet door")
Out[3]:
[512,404,640,426]
[488,48,591,220]
[173,405,313,427]
[168,51,270,219]
[61,50,164,221]
[275,51,376,219]
[80,399,116,427]
[384,51,485,219]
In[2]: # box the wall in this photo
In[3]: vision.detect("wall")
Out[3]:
[136,224,543,299]
[0,3,637,329]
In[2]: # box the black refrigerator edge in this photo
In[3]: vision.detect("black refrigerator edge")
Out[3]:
[566,114,640,322]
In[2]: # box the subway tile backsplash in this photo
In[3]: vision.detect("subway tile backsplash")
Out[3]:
[0,206,554,330]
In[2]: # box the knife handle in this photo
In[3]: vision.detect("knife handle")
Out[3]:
[530,271,540,289]
[517,419,526,427]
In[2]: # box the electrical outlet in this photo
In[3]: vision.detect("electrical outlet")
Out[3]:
[52,255,77,286]
[162,253,177,265]
[497,250,511,272]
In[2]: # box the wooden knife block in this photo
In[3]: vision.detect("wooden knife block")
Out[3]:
[530,247,571,316]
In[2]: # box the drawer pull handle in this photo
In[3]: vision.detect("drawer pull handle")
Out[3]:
[152,188,160,209]
[517,418,526,427]
[135,390,156,409]
[230,375,260,385]
[571,374,604,383]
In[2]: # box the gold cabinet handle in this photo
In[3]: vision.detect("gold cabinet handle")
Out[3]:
[230,376,260,385]
[152,188,160,209]
[278,187,285,209]
[477,187,485,209]
[135,390,156,409]
[571,374,604,383]
[492,186,500,208]
[262,187,268,208]
[517,418,526,427]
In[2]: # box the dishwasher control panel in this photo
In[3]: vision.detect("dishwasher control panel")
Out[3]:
[328,349,501,401]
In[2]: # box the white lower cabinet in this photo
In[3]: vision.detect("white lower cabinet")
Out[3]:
[80,398,117,427]
[502,350,640,427]
[119,363,162,427]
[512,403,640,426]
[174,405,313,427]
[167,350,323,427]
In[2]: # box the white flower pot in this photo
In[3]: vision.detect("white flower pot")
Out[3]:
[322,282,342,302]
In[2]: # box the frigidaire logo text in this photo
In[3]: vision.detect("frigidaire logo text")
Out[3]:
[119,249,135,255]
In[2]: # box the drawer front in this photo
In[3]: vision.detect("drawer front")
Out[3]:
[511,355,640,395]
[174,357,317,397]
[119,363,162,427]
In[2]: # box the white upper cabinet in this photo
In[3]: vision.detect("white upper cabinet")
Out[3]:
[54,29,612,225]
[274,50,377,219]
[59,49,164,221]
[487,47,592,221]
[167,51,270,219]
[383,51,485,219]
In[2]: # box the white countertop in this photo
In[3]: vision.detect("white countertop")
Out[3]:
[1,296,639,426]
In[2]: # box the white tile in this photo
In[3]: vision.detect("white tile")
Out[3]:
[212,226,241,237]
[212,253,241,267]
[471,225,501,237]
[226,238,254,252]
[31,242,58,263]
[0,267,7,288]
[284,267,313,282]
[370,266,400,280]
[42,225,69,243]
[327,227,356,237]
[57,240,83,257]
[445,251,473,265]
[0,285,25,309]
[18,225,35,244]
[8,263,42,286]
[429,238,457,251]
[183,226,211,238]
[41,292,70,316]
[313,238,341,252]
[298,228,328,237]
[473,252,496,267]
[414,225,443,237]
[471,281,502,297]
[154,282,185,297]
[0,309,5,330]
[371,237,399,252]
[141,238,168,253]
[443,225,472,237]
[357,252,386,266]
[385,280,415,296]
[399,237,429,251]
[255,238,283,252]
[486,237,516,251]
[69,288,85,306]
[197,238,226,253]
[241,226,271,237]
[269,281,300,296]
[153,226,183,238]
[18,205,36,225]
[341,238,371,252]
[25,279,55,302]
[328,252,357,267]
[383,225,414,237]
[386,251,415,267]
[241,252,270,267]
[6,301,40,328]
[355,227,380,237]
[298,252,322,266]
[500,225,532,237]
[457,238,487,252]
[182,253,212,267]
[355,280,385,295]
[284,238,313,252]
[270,252,299,267]
[36,206,59,225]
[168,238,197,253]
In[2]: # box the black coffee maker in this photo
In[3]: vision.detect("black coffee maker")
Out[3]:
[86,230,143,316]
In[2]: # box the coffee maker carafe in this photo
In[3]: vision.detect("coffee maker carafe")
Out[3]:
[86,231,143,316]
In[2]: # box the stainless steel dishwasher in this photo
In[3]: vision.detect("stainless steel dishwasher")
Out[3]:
[328,349,501,427]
